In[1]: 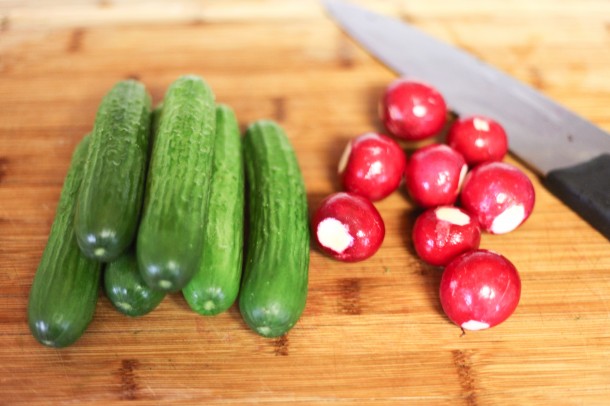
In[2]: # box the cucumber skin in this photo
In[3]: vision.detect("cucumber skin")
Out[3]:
[104,249,165,317]
[137,75,216,293]
[183,104,245,316]
[28,136,102,348]
[74,80,152,262]
[239,120,310,338]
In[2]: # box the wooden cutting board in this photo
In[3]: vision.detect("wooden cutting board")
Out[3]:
[1,1,609,404]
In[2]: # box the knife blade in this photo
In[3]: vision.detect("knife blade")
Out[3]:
[323,0,610,241]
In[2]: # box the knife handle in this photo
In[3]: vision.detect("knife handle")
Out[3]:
[544,154,610,241]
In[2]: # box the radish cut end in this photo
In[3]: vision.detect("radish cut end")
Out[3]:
[337,142,352,174]
[490,204,525,234]
[461,320,490,330]
[365,160,383,179]
[473,117,490,132]
[317,218,353,253]
[457,164,468,191]
[435,207,470,226]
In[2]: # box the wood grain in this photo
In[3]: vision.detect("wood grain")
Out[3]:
[1,0,610,404]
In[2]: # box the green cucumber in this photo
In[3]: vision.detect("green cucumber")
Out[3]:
[137,75,216,292]
[239,120,310,338]
[104,249,165,317]
[183,104,245,316]
[151,102,163,140]
[74,79,152,262]
[28,136,102,348]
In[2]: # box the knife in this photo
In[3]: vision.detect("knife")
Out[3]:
[322,0,610,241]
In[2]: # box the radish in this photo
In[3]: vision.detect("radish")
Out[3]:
[312,192,385,262]
[404,144,467,208]
[338,132,407,201]
[460,162,535,234]
[412,206,481,267]
[380,79,447,141]
[447,115,508,166]
[439,249,521,330]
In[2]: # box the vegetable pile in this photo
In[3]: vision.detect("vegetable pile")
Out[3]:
[28,73,535,348]
[28,75,309,347]
[313,78,534,331]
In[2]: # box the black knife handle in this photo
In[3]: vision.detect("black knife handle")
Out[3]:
[544,154,610,241]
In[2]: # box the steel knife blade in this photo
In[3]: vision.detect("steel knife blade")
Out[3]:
[323,0,610,240]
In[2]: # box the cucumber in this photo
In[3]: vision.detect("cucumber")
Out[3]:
[28,136,102,348]
[104,249,165,317]
[137,75,216,293]
[151,102,162,140]
[183,104,245,316]
[239,120,310,338]
[74,79,152,262]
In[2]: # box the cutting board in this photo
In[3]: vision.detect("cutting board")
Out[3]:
[1,1,610,404]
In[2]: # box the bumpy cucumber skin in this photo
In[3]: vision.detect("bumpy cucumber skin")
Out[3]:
[104,249,165,317]
[183,104,245,316]
[74,80,152,262]
[137,75,216,293]
[239,120,310,338]
[28,136,102,348]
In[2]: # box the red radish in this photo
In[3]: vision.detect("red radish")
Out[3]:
[381,79,447,141]
[439,249,521,331]
[312,192,385,262]
[412,206,481,267]
[460,162,535,234]
[404,144,468,208]
[338,132,407,201]
[447,115,508,166]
